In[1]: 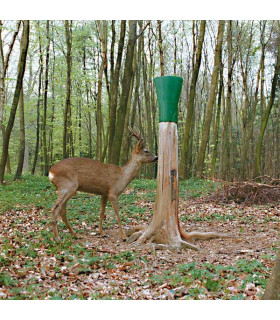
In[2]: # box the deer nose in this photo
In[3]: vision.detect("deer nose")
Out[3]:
[154,156,158,162]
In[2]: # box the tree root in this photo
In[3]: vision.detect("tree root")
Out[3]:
[126,225,233,251]
[181,230,234,241]
[150,241,200,251]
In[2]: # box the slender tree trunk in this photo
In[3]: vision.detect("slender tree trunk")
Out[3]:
[141,29,154,177]
[96,57,104,160]
[240,54,263,179]
[211,67,223,177]
[0,20,21,176]
[254,34,280,178]
[14,88,25,180]
[48,25,56,165]
[157,20,164,76]
[121,76,134,165]
[110,20,137,165]
[0,20,21,127]
[42,20,50,175]
[63,20,72,159]
[0,20,29,184]
[97,21,110,100]
[196,20,225,178]
[82,47,92,158]
[108,20,126,163]
[219,21,235,180]
[31,27,43,175]
[173,21,177,75]
[1,125,11,174]
[180,20,206,179]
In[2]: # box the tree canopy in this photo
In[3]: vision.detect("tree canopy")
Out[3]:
[0,20,279,182]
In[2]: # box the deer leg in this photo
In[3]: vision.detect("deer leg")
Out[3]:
[98,195,108,237]
[60,203,77,238]
[51,185,77,241]
[108,194,127,241]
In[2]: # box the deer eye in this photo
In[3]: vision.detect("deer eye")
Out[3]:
[144,150,149,153]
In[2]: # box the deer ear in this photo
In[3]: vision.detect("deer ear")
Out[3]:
[135,139,145,153]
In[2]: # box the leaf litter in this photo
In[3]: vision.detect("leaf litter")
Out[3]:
[0,178,279,300]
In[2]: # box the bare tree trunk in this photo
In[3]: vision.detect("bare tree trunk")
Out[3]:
[14,88,25,180]
[48,24,56,165]
[129,122,227,249]
[196,20,225,178]
[1,125,11,174]
[262,249,280,300]
[0,20,21,176]
[42,20,50,175]
[31,25,43,175]
[0,20,29,184]
[63,20,72,159]
[254,33,280,178]
[211,67,223,177]
[121,77,134,165]
[0,20,21,127]
[110,20,137,165]
[219,21,235,180]
[141,27,154,177]
[135,123,184,246]
[82,46,92,158]
[97,21,110,101]
[157,20,164,76]
[180,20,206,179]
[173,21,177,75]
[108,21,126,163]
[96,56,104,160]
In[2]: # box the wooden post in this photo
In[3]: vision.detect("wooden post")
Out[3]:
[153,76,183,244]
[155,121,180,244]
[137,76,191,247]
[131,75,227,250]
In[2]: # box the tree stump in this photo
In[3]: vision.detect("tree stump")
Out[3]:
[129,76,229,250]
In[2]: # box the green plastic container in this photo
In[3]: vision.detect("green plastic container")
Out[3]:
[154,76,183,123]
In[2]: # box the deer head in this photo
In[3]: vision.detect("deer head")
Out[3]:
[128,126,158,163]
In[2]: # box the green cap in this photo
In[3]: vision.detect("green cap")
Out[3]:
[154,76,183,123]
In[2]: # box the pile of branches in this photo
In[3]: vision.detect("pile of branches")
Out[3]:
[210,176,280,205]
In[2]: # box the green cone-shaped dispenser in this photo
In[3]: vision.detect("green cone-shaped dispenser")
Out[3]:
[154,76,183,123]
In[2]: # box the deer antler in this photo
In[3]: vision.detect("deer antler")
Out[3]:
[128,126,142,141]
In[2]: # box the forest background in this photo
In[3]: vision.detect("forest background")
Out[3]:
[1,19,279,182]
[0,0,280,316]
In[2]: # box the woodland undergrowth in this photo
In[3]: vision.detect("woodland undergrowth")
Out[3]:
[0,176,279,300]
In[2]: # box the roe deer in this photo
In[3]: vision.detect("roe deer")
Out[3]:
[48,127,157,241]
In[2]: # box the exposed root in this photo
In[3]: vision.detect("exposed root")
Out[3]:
[126,226,223,251]
[127,231,143,243]
[180,240,200,251]
[149,240,200,251]
[125,225,146,237]
[182,231,234,241]
[126,223,233,251]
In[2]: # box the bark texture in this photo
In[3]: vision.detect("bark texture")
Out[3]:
[254,34,280,178]
[128,122,228,250]
[14,88,25,180]
[0,20,29,184]
[196,20,225,178]
[180,20,206,179]
[110,20,137,165]
[262,250,280,300]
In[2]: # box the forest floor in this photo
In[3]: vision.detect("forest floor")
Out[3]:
[0,176,279,300]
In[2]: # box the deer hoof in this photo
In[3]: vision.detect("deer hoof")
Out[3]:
[121,235,128,242]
